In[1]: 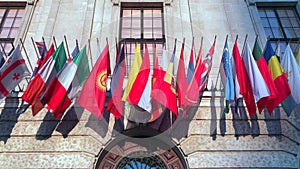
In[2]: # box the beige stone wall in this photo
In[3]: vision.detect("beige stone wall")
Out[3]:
[0,0,299,168]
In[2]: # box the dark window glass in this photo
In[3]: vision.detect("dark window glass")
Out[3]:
[258,7,300,54]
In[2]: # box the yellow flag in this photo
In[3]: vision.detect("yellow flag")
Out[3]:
[122,44,142,101]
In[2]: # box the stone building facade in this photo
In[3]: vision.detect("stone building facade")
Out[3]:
[0,0,299,168]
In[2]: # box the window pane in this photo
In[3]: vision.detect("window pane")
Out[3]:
[280,18,292,27]
[269,18,280,27]
[284,28,296,38]
[7,9,17,17]
[276,9,287,17]
[122,18,131,28]
[259,10,266,17]
[286,10,296,17]
[143,28,153,38]
[265,10,276,17]
[143,19,152,28]
[132,10,140,18]
[13,18,22,27]
[121,29,131,38]
[3,18,14,27]
[153,30,163,39]
[272,27,284,38]
[295,28,300,38]
[153,10,161,17]
[153,19,162,28]
[264,28,274,38]
[123,9,131,17]
[0,28,10,38]
[16,9,25,17]
[290,18,300,27]
[9,28,18,38]
[132,18,140,29]
[0,8,6,17]
[144,10,152,18]
[261,18,270,27]
[131,29,141,38]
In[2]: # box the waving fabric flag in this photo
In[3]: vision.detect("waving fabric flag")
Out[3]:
[127,44,152,112]
[122,44,142,101]
[252,39,278,113]
[242,42,270,106]
[187,41,195,83]
[177,42,189,109]
[280,44,300,115]
[78,43,110,119]
[232,41,256,117]
[43,46,90,119]
[263,41,291,115]
[149,44,168,122]
[0,45,30,103]
[30,42,47,81]
[151,42,178,116]
[22,42,67,116]
[186,37,216,104]
[220,38,234,112]
[107,45,126,119]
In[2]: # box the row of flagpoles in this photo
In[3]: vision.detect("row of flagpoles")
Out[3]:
[0,35,299,124]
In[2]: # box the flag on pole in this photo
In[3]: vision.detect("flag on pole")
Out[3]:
[242,42,270,106]
[187,40,195,83]
[196,39,203,67]
[42,46,90,119]
[220,38,234,112]
[22,42,67,116]
[78,43,110,119]
[127,44,152,112]
[232,40,256,117]
[31,42,48,80]
[280,44,300,115]
[263,41,291,115]
[0,45,30,103]
[148,44,168,122]
[107,45,126,119]
[186,37,216,104]
[177,42,189,109]
[122,44,142,101]
[151,42,178,116]
[252,39,278,113]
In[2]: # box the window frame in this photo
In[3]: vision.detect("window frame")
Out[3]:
[0,1,26,57]
[255,2,300,54]
[119,2,166,75]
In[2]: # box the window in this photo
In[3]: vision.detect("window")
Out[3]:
[258,6,300,54]
[119,3,165,74]
[0,2,26,57]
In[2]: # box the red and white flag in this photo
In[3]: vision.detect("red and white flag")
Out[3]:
[0,45,30,103]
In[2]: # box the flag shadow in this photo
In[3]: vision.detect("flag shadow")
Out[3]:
[170,97,200,140]
[231,99,251,140]
[264,107,282,141]
[36,111,60,140]
[55,102,84,138]
[0,91,20,144]
[85,109,110,138]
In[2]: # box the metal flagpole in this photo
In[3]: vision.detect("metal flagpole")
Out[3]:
[30,37,41,60]
[19,38,34,72]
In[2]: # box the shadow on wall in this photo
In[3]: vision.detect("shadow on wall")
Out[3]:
[0,91,20,144]
[0,92,291,143]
